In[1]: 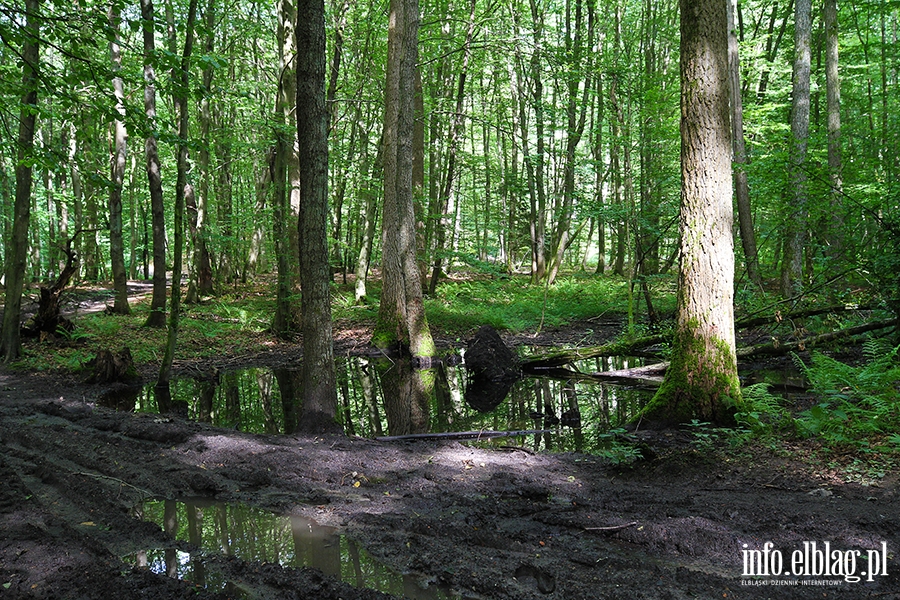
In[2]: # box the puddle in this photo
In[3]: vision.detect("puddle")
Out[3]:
[100,355,653,454]
[127,498,465,599]
[102,353,810,452]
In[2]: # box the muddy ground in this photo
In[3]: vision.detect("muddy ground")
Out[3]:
[1,320,899,600]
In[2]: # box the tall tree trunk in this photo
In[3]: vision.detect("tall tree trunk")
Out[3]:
[641,0,742,426]
[824,0,843,258]
[756,0,792,102]
[142,0,168,328]
[781,0,811,297]
[215,106,234,284]
[186,0,216,303]
[547,0,593,285]
[528,0,547,283]
[108,4,130,314]
[158,0,198,388]
[354,136,381,303]
[296,0,339,432]
[373,0,435,358]
[592,71,606,275]
[0,0,39,362]
[429,0,476,295]
[327,0,351,275]
[272,0,302,337]
[728,0,762,287]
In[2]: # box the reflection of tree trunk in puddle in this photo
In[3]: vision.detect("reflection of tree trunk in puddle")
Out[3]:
[338,366,355,436]
[357,360,383,437]
[347,537,365,588]
[274,369,301,434]
[256,370,278,433]
[290,516,341,578]
[186,502,206,586]
[196,380,215,423]
[155,384,188,417]
[432,363,453,432]
[222,372,242,430]
[378,359,432,436]
[215,503,231,556]
[163,499,178,578]
[562,379,583,452]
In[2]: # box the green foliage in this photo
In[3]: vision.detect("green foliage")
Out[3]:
[735,383,791,434]
[593,428,643,465]
[425,274,638,334]
[795,341,900,450]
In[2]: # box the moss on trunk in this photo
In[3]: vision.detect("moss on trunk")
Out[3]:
[639,325,743,428]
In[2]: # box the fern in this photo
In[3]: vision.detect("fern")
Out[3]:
[736,383,790,434]
[795,344,900,449]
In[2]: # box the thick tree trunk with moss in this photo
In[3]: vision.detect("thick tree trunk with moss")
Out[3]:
[373,0,435,359]
[639,0,742,427]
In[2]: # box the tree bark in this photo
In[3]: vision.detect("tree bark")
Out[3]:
[271,0,302,337]
[728,0,762,287]
[824,0,844,258]
[296,0,339,433]
[0,0,39,362]
[108,4,130,314]
[528,0,547,283]
[158,0,198,388]
[640,0,742,427]
[141,0,168,329]
[373,0,435,358]
[428,0,476,295]
[547,0,593,285]
[186,0,216,303]
[781,0,811,297]
[354,136,381,304]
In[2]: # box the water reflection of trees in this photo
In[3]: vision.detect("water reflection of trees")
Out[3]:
[134,500,451,597]
[126,356,652,453]
[377,359,432,436]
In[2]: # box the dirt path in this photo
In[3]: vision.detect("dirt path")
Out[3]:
[1,363,898,600]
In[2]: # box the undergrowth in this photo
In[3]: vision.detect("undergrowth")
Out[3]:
[794,339,900,452]
[423,273,646,334]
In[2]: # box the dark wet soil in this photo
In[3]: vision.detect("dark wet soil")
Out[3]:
[1,321,899,599]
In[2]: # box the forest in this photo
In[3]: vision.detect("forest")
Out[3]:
[1,0,899,598]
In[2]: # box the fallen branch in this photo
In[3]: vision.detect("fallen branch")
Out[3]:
[375,429,551,442]
[737,318,898,358]
[735,303,880,329]
[585,521,638,532]
[521,334,668,371]
[589,362,668,386]
[523,316,897,370]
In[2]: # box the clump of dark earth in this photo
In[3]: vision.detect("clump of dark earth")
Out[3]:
[1,325,899,600]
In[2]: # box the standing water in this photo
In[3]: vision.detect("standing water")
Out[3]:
[101,355,654,454]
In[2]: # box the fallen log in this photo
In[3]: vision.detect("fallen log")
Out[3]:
[735,303,879,329]
[522,318,897,371]
[737,318,898,357]
[589,362,668,386]
[521,333,668,371]
[375,429,551,442]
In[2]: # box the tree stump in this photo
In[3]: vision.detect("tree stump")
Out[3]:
[23,243,78,338]
[85,347,139,384]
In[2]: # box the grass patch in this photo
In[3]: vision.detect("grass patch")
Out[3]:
[424,273,653,334]
[14,283,280,373]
